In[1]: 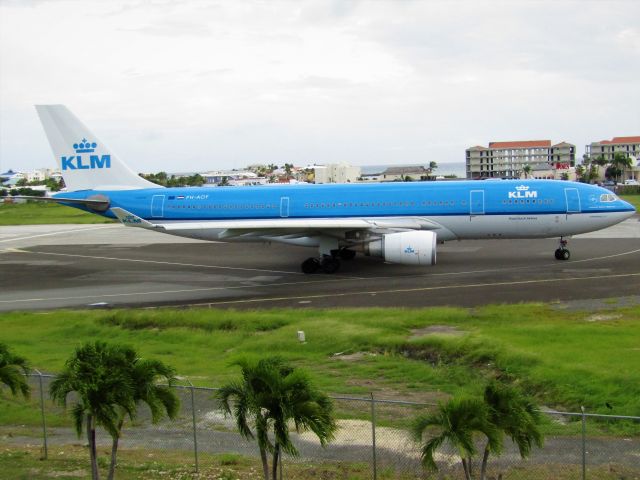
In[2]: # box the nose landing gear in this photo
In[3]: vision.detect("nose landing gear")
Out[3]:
[554,237,570,261]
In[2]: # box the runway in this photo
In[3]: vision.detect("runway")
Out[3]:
[1,217,639,311]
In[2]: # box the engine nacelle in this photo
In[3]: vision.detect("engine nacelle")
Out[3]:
[366,231,437,266]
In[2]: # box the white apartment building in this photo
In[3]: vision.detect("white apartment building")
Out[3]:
[314,164,361,184]
[586,136,640,162]
[466,140,576,179]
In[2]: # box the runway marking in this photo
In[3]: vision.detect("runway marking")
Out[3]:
[0,225,117,244]
[183,272,640,307]
[0,276,365,305]
[4,271,637,307]
[7,249,363,279]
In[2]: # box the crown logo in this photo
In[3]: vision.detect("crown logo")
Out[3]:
[73,138,97,153]
[515,185,529,191]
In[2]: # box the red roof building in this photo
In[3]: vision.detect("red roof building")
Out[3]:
[466,140,575,180]
[586,136,640,163]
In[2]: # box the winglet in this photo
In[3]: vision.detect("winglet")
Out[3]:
[111,207,159,229]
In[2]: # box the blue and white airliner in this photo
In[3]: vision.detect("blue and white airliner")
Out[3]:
[30,105,636,274]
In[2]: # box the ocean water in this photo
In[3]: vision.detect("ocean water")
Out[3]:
[360,161,466,178]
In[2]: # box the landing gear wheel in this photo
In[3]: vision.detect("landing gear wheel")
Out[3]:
[338,249,356,260]
[301,257,320,274]
[555,237,570,261]
[321,256,340,274]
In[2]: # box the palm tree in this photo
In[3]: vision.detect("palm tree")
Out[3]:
[412,397,499,480]
[107,353,179,480]
[479,382,543,480]
[218,357,336,480]
[523,165,532,179]
[0,343,30,398]
[611,152,633,183]
[50,342,136,480]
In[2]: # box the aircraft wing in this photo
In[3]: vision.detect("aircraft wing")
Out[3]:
[110,207,442,239]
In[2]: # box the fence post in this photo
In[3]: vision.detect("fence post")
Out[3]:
[187,380,199,473]
[35,369,48,460]
[581,406,586,480]
[370,392,377,480]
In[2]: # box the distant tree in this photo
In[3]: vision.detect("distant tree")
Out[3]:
[575,165,586,182]
[10,188,46,197]
[561,172,570,181]
[403,175,414,182]
[611,152,633,183]
[0,343,30,399]
[218,357,336,480]
[523,165,532,179]
[593,155,608,167]
[219,176,230,186]
[283,163,294,176]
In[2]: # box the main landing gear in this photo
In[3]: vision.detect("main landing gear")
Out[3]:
[301,249,356,274]
[554,237,570,261]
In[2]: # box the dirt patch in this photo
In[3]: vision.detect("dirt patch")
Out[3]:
[409,325,465,339]
[47,470,87,478]
[331,352,374,362]
[586,314,622,322]
[343,379,449,405]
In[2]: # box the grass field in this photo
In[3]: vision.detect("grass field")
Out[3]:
[1,445,638,480]
[1,305,639,423]
[0,201,114,225]
[619,194,640,210]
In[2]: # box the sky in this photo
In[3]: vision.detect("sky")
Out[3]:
[1,0,639,175]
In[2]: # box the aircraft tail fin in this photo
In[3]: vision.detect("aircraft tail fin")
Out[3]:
[35,105,158,191]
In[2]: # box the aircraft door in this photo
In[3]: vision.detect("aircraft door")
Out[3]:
[565,188,580,214]
[151,195,165,218]
[470,190,485,216]
[280,197,290,218]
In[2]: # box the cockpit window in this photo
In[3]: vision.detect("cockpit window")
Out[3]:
[600,194,617,202]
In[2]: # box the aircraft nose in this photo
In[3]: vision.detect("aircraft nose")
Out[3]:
[620,199,636,217]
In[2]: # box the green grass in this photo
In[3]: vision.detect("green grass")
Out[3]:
[1,305,639,421]
[1,444,638,480]
[619,194,640,211]
[0,201,113,225]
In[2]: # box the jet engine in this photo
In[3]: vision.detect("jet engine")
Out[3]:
[365,231,437,266]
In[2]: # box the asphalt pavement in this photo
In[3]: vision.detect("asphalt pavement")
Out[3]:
[0,216,639,311]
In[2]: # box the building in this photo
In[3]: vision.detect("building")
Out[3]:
[380,166,433,182]
[314,164,361,184]
[466,140,576,179]
[585,136,640,163]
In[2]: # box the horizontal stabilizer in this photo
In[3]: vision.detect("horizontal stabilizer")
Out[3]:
[10,195,110,210]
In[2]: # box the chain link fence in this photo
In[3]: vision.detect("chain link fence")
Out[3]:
[2,373,639,479]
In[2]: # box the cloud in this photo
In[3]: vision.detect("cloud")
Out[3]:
[1,0,639,173]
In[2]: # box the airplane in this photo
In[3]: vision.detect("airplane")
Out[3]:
[24,105,636,274]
